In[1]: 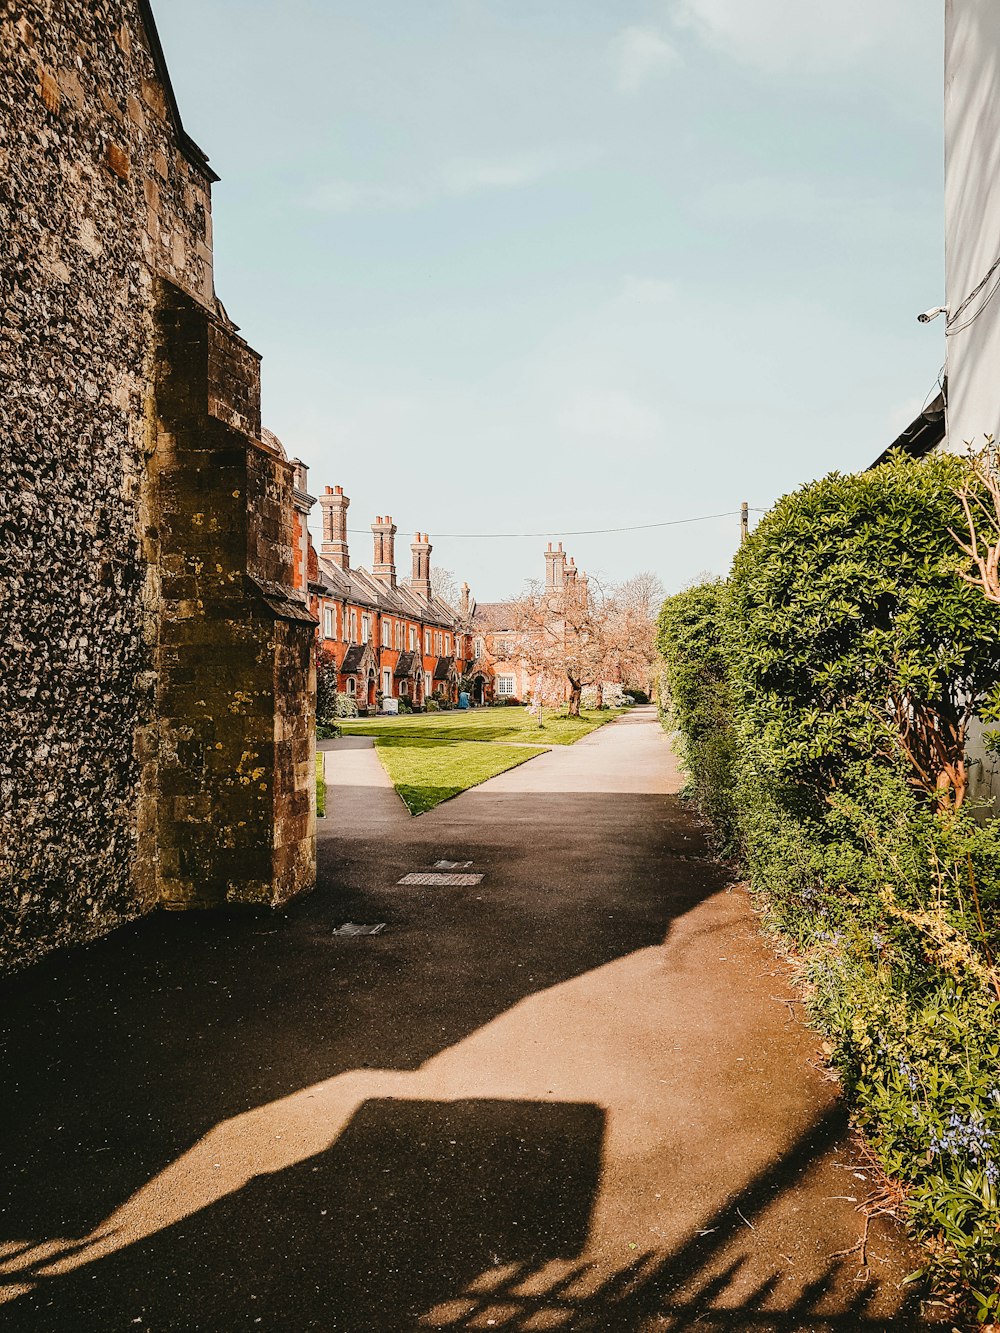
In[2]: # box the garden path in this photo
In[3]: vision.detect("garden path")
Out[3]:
[0,710,934,1329]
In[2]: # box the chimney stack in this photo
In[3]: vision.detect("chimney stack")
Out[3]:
[460,581,470,619]
[371,514,397,587]
[544,540,566,592]
[411,532,432,601]
[318,485,350,569]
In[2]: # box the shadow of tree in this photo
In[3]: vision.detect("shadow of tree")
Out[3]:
[0,1099,928,1331]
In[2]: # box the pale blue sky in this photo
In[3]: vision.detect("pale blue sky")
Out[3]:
[156,1,944,600]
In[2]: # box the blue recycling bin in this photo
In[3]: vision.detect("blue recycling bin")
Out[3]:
[458,692,471,710]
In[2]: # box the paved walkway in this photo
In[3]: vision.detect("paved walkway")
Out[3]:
[0,708,930,1330]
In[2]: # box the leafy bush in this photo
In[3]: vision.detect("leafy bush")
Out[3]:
[334,691,359,720]
[316,649,340,724]
[624,688,650,704]
[425,699,440,712]
[316,721,341,741]
[658,454,1000,1322]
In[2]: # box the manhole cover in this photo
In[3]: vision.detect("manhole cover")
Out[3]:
[331,922,387,936]
[397,873,484,887]
[432,860,474,871]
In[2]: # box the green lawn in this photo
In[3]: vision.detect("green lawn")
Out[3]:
[374,736,548,815]
[316,751,326,818]
[340,705,625,746]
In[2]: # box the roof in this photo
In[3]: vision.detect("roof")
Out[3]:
[394,651,420,678]
[314,555,464,626]
[341,644,369,674]
[868,388,946,469]
[433,655,456,681]
[138,1,219,182]
[471,602,516,631]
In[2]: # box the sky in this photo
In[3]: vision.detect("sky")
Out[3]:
[155,0,945,601]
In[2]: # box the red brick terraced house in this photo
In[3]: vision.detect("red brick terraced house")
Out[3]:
[469,542,586,706]
[291,473,475,712]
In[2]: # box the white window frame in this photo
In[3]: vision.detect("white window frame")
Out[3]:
[382,668,392,696]
[474,636,484,658]
[497,675,516,697]
[351,609,358,643]
[445,633,451,655]
[424,671,433,696]
[409,625,417,651]
[347,677,356,695]
[382,620,391,648]
[323,607,334,640]
[362,614,371,644]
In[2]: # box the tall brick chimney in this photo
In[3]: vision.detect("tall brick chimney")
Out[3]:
[371,514,397,587]
[411,532,432,601]
[544,541,566,592]
[318,485,350,569]
[460,581,470,619]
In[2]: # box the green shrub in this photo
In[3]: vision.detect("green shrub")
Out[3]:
[425,699,440,712]
[657,454,1000,1321]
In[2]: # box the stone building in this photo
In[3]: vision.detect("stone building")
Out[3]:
[306,484,473,711]
[1,0,316,976]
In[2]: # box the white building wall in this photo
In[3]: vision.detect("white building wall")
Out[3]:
[944,0,1000,451]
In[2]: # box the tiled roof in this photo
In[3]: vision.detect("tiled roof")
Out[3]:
[394,651,420,678]
[471,601,515,630]
[433,655,456,681]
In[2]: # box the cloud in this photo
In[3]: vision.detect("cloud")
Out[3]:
[693,175,930,246]
[308,146,596,214]
[305,179,420,215]
[556,390,664,445]
[442,145,597,196]
[618,274,675,306]
[671,0,910,74]
[612,25,679,94]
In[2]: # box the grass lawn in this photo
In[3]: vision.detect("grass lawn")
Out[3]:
[340,705,626,746]
[316,751,326,818]
[373,736,548,815]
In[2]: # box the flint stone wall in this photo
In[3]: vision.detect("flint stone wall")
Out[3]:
[0,1,315,975]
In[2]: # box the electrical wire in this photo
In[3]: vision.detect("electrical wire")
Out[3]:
[946,250,1000,336]
[345,509,767,540]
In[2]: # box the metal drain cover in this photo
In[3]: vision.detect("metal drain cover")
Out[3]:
[331,922,386,936]
[432,860,474,871]
[397,873,484,887]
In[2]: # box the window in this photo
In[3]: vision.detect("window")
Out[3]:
[409,625,417,652]
[496,637,511,657]
[424,671,433,696]
[382,620,391,648]
[362,614,371,644]
[347,677,356,695]
[350,610,358,644]
[382,668,392,696]
[436,631,443,654]
[323,607,334,640]
[497,675,516,697]
[400,679,409,696]
[395,621,403,650]
[474,637,484,659]
[445,633,451,655]
[425,631,431,655]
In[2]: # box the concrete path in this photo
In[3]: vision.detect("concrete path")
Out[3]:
[0,708,931,1330]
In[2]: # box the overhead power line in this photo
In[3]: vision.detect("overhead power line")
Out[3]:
[345,509,767,541]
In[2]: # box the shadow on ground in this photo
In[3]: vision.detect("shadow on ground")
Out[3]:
[0,752,930,1329]
[1,1102,927,1330]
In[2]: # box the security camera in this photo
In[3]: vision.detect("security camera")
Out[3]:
[917,306,948,324]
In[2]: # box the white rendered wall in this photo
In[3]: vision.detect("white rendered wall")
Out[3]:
[944,0,1000,451]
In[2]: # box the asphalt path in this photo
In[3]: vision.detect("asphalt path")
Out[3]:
[0,707,933,1330]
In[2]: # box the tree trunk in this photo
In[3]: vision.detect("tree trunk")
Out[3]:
[595,681,604,709]
[567,678,582,717]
